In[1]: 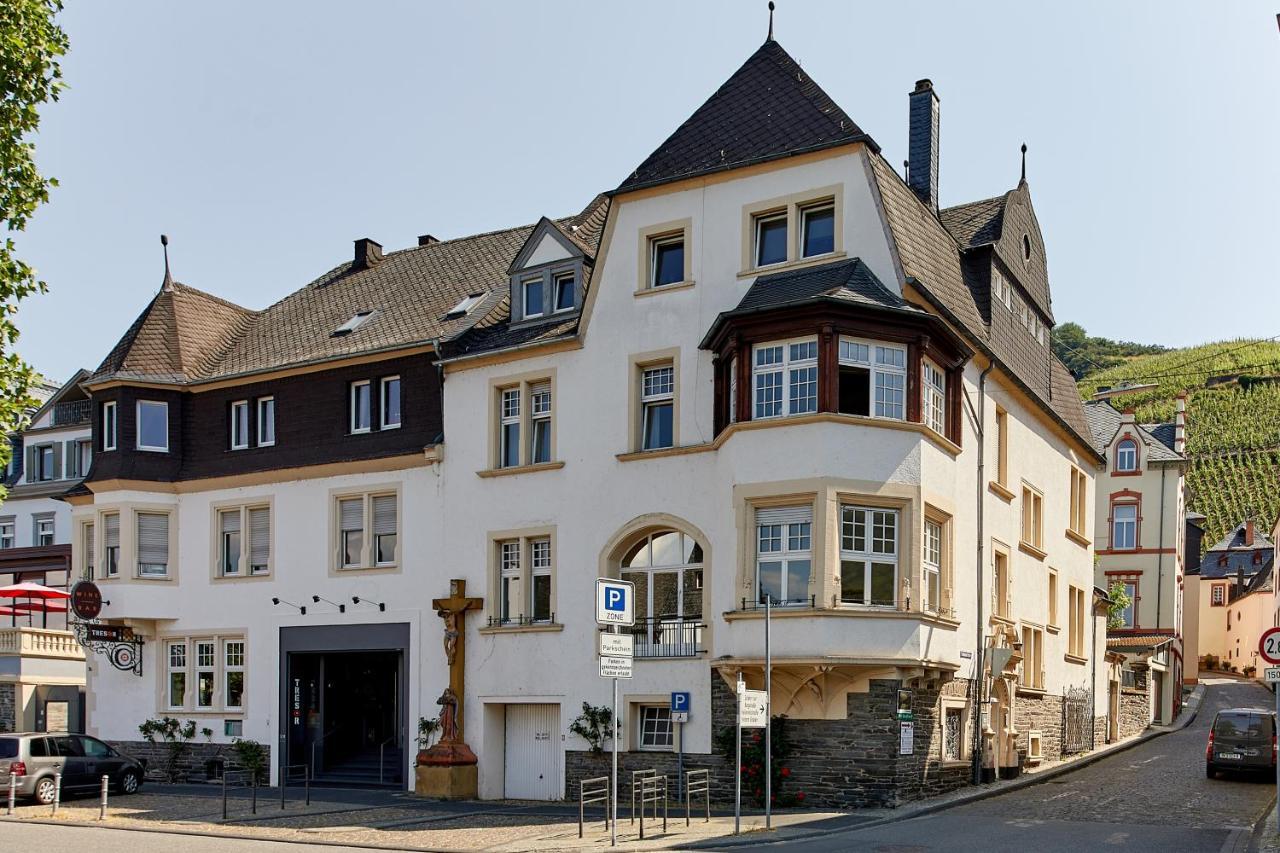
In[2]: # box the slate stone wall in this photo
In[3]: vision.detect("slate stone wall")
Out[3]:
[107,739,272,784]
[1014,690,1064,763]
[0,683,15,733]
[1120,687,1151,739]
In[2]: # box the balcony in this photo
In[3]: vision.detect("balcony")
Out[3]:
[0,626,84,661]
[52,399,92,427]
[624,617,705,659]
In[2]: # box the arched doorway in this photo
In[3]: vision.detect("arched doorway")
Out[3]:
[606,520,707,658]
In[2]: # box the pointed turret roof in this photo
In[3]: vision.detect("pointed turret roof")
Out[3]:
[616,39,876,193]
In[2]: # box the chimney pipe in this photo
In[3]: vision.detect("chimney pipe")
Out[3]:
[907,79,940,212]
[353,238,383,270]
[418,234,439,247]
[1245,518,1255,547]
[1174,393,1187,454]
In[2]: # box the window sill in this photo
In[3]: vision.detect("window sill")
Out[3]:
[1045,624,1060,635]
[635,280,695,298]
[479,622,564,635]
[477,461,566,478]
[336,564,400,574]
[989,613,1015,628]
[940,759,970,770]
[1065,528,1091,548]
[214,572,272,582]
[1110,470,1142,477]
[1018,541,1047,561]
[1064,653,1088,666]
[1016,685,1047,697]
[616,444,712,462]
[136,575,173,582]
[737,250,847,279]
[988,481,1016,502]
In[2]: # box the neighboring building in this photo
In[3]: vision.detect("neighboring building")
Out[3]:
[1083,396,1188,724]
[0,371,92,733]
[76,32,1109,805]
[1191,520,1275,678]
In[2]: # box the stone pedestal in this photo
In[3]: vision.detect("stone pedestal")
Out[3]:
[414,742,478,800]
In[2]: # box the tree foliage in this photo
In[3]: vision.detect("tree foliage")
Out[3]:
[1051,322,1166,380]
[0,0,67,489]
[1106,581,1132,630]
[569,702,615,755]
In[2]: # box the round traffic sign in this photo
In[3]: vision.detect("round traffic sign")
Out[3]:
[1259,627,1280,665]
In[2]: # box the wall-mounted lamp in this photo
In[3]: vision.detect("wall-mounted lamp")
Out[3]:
[271,597,306,615]
[312,595,346,613]
[352,596,386,612]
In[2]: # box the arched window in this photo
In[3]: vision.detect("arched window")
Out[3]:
[1115,439,1138,472]
[619,529,704,657]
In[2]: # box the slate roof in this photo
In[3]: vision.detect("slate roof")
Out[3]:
[731,258,920,316]
[1198,522,1276,580]
[938,195,1007,248]
[1082,400,1184,462]
[866,155,1096,456]
[616,39,876,193]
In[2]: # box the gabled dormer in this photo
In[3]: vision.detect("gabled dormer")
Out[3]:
[506,217,587,326]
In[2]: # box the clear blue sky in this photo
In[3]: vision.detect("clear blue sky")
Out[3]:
[15,1,1280,384]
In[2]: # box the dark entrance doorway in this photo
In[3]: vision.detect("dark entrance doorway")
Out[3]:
[280,623,409,788]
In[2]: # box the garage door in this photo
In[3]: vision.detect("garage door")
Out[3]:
[504,704,560,800]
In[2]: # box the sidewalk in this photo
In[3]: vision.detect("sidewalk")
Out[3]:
[0,688,1205,852]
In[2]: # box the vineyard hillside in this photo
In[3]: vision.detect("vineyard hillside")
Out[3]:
[1076,339,1280,545]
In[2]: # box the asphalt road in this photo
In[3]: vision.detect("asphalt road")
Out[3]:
[0,821,378,852]
[774,676,1276,853]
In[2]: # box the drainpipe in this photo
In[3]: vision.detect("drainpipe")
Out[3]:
[970,364,994,785]
[1156,465,1167,630]
[1091,590,1098,749]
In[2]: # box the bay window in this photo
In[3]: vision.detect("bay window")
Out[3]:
[923,518,942,613]
[755,506,812,605]
[922,360,946,434]
[837,338,906,419]
[753,339,817,419]
[840,505,898,607]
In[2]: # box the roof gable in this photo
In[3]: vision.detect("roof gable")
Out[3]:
[616,39,875,193]
[508,217,584,275]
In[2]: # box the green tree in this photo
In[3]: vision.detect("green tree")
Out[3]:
[1106,581,1133,630]
[0,0,68,493]
[1051,321,1166,380]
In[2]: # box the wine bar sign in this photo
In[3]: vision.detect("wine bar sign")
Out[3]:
[68,580,144,676]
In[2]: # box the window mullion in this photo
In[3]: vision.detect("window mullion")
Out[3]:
[363,495,373,568]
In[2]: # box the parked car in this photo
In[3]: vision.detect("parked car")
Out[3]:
[1206,708,1277,778]
[0,732,144,804]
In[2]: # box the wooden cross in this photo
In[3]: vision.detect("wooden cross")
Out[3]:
[432,579,483,742]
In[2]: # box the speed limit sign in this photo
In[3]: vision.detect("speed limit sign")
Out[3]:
[1260,628,1280,664]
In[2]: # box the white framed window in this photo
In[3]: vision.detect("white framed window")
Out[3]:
[530,537,552,623]
[35,443,54,481]
[1115,439,1138,472]
[553,272,575,313]
[1119,580,1137,627]
[219,509,242,576]
[728,355,738,425]
[1211,585,1225,606]
[136,400,169,452]
[619,529,705,628]
[257,397,276,446]
[34,515,55,547]
[82,521,94,579]
[499,388,521,468]
[103,512,120,577]
[638,705,674,750]
[523,276,544,318]
[837,337,906,420]
[230,400,250,450]
[136,512,170,577]
[498,540,521,623]
[529,382,552,465]
[752,338,817,419]
[756,506,812,606]
[754,210,788,267]
[650,234,685,288]
[372,494,397,565]
[923,518,942,613]
[101,401,117,451]
[922,360,946,435]
[1112,503,1138,550]
[247,506,270,575]
[167,641,187,709]
[195,640,216,708]
[336,492,398,570]
[75,439,92,477]
[338,498,363,568]
[0,517,14,549]
[350,381,372,434]
[641,364,675,451]
[1021,486,1044,551]
[380,377,401,430]
[224,640,245,710]
[840,505,899,607]
[799,201,835,258]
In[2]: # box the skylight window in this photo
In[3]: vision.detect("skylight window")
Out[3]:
[444,294,484,319]
[333,310,375,337]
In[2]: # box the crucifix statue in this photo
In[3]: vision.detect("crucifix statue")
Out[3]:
[432,578,482,743]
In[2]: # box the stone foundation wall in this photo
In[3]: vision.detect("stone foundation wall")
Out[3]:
[1094,715,1109,746]
[1014,690,1064,764]
[107,739,272,784]
[1120,687,1150,739]
[0,683,15,733]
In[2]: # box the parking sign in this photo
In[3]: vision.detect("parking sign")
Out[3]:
[671,691,691,723]
[596,578,635,626]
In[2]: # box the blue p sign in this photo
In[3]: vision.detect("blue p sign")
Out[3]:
[606,587,626,612]
[596,578,635,626]
[671,692,691,713]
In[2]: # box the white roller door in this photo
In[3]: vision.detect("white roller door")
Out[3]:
[504,704,560,800]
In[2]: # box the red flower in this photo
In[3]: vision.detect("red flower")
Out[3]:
[780,767,791,777]
[796,792,806,801]
[740,765,747,773]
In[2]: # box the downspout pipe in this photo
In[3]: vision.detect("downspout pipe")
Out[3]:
[970,363,994,785]
[1157,465,1167,629]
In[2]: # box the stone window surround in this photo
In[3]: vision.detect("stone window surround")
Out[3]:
[32,512,56,546]
[209,497,275,582]
[480,524,560,633]
[730,477,956,621]
[939,695,971,765]
[623,693,682,752]
[1066,466,1089,543]
[328,484,402,576]
[636,218,694,295]
[1107,490,1143,550]
[481,368,560,475]
[738,184,846,276]
[158,630,248,716]
[627,348,681,454]
[77,502,179,584]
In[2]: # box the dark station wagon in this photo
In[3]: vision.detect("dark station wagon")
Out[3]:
[0,732,145,804]
[1206,708,1277,778]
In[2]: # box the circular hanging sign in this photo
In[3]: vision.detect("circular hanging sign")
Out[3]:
[1260,627,1280,665]
[70,580,103,621]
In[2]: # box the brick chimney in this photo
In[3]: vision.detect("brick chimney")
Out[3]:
[908,79,940,212]
[418,234,439,247]
[1174,393,1187,454]
[1245,518,1255,547]
[353,238,383,270]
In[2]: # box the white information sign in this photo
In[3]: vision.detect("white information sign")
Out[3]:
[596,578,635,627]
[599,633,634,659]
[899,721,915,755]
[1265,667,1280,683]
[738,689,768,728]
[600,656,633,679]
[671,711,689,723]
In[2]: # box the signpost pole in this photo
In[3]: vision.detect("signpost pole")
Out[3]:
[677,719,684,801]
[611,655,618,849]
[1256,626,1280,832]
[764,592,772,830]
[734,671,743,835]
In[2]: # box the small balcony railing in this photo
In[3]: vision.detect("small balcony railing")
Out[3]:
[624,617,705,659]
[486,613,556,628]
[52,399,92,426]
[739,595,817,611]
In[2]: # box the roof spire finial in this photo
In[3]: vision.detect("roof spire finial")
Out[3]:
[160,234,174,292]
[767,1,775,41]
[1020,142,1028,184]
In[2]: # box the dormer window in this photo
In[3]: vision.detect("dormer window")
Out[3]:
[553,272,576,313]
[522,277,544,319]
[333,310,375,337]
[445,294,484,319]
[800,202,835,257]
[1116,438,1138,472]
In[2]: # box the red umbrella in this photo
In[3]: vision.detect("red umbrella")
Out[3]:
[7,600,68,613]
[0,582,71,599]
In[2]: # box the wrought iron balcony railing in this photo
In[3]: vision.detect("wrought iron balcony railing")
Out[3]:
[486,613,556,627]
[52,399,92,426]
[623,617,706,659]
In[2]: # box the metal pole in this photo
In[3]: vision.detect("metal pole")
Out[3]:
[1275,684,1278,834]
[251,773,257,814]
[765,592,772,829]
[305,766,310,806]
[281,767,287,810]
[222,770,228,820]
[8,772,15,816]
[611,640,618,849]
[734,671,742,835]
[99,775,108,820]
[52,771,61,816]
[677,720,684,801]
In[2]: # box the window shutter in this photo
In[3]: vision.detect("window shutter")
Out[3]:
[372,495,397,535]
[220,509,241,535]
[339,498,363,532]
[755,506,812,527]
[136,513,169,566]
[85,523,95,568]
[249,507,270,567]
[26,445,36,481]
[104,513,120,547]
[51,442,63,479]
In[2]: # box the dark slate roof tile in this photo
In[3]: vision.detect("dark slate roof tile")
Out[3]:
[731,257,918,315]
[939,195,1007,248]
